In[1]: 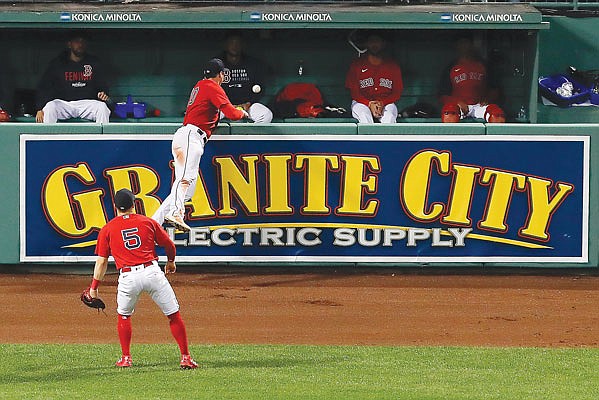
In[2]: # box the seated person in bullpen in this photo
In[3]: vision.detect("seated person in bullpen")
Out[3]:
[218,32,273,123]
[438,33,505,123]
[36,31,111,123]
[345,32,403,123]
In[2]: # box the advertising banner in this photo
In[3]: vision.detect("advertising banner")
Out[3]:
[20,134,589,263]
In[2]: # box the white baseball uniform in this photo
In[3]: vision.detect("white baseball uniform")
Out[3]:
[152,124,206,225]
[117,261,179,316]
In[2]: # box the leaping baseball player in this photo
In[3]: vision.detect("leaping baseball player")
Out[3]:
[85,188,198,369]
[152,58,249,232]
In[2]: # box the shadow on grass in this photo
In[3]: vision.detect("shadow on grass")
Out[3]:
[0,354,342,386]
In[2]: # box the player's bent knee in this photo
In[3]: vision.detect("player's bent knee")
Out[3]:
[167,311,181,321]
[96,103,111,123]
[484,104,506,123]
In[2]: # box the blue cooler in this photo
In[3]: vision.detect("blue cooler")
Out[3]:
[114,95,147,119]
[538,75,590,107]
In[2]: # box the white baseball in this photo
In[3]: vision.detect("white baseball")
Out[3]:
[252,84,261,94]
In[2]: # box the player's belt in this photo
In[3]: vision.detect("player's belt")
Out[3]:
[184,124,208,144]
[120,260,156,273]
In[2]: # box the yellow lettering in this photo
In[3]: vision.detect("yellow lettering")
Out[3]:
[401,150,449,221]
[263,155,293,214]
[42,163,106,237]
[520,178,574,241]
[442,164,481,225]
[188,171,217,218]
[479,169,526,231]
[214,156,259,216]
[104,166,161,216]
[337,156,380,215]
[295,154,339,213]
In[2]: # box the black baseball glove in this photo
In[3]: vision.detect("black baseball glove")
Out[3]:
[81,287,106,311]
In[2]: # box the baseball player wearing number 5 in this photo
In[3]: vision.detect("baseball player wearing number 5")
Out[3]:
[152,58,248,232]
[87,188,198,369]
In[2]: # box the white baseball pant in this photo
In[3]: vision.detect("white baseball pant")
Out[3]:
[463,103,491,121]
[116,262,179,316]
[351,100,398,123]
[220,102,273,123]
[152,124,205,225]
[42,99,111,123]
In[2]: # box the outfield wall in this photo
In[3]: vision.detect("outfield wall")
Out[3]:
[3,122,597,267]
[1,4,597,267]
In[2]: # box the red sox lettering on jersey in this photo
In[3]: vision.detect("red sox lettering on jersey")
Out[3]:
[449,59,486,105]
[345,58,403,105]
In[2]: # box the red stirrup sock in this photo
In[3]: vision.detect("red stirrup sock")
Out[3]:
[168,311,190,355]
[117,314,132,356]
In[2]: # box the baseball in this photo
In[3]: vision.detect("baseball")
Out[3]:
[252,84,261,94]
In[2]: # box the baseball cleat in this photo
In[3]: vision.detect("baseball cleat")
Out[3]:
[115,355,132,368]
[180,354,198,369]
[165,213,191,233]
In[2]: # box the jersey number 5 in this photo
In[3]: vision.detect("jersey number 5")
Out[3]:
[121,228,141,250]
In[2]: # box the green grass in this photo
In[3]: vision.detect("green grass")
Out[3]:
[0,344,597,400]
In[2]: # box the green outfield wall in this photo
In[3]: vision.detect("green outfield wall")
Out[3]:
[3,122,598,267]
[1,3,597,267]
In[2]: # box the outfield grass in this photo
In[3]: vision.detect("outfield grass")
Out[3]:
[1,344,597,399]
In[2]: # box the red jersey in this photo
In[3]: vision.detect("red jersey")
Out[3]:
[345,57,403,106]
[448,59,486,105]
[95,213,176,271]
[183,79,245,137]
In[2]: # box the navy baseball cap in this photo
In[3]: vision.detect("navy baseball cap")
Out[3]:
[203,58,225,78]
[114,189,136,211]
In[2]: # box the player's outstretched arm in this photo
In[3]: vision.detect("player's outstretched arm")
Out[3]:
[89,256,108,298]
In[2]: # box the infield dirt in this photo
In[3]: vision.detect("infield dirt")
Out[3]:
[1,268,597,347]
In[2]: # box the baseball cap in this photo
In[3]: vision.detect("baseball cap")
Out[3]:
[203,58,225,78]
[114,188,136,211]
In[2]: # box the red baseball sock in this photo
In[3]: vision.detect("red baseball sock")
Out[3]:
[117,314,132,356]
[167,311,189,355]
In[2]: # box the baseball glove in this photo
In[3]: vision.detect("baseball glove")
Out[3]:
[81,287,106,311]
